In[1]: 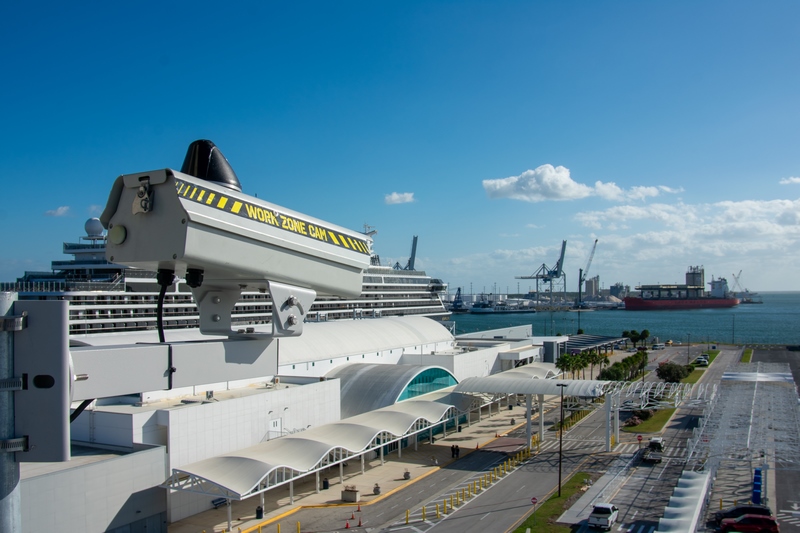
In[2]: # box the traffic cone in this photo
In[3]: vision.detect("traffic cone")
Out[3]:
[345,519,350,529]
[351,511,355,520]
[475,443,479,450]
[358,517,363,526]
[357,504,361,512]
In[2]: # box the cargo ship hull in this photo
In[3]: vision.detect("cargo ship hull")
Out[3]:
[624,297,740,310]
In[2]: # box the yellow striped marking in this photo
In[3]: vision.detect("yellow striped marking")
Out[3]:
[231,201,242,214]
[217,197,228,209]
[206,192,216,205]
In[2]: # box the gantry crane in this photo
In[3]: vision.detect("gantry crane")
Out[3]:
[516,240,568,304]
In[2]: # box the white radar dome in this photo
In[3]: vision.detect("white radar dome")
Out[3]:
[85,217,105,237]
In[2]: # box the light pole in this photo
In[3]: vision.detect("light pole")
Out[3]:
[687,333,691,364]
[557,383,568,497]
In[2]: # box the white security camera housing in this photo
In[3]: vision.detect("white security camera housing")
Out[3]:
[100,168,371,337]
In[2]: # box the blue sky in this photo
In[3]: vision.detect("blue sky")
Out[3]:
[2,1,799,293]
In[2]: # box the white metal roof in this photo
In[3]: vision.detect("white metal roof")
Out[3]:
[71,316,454,358]
[454,377,611,397]
[164,397,460,499]
[279,316,453,364]
[326,363,457,418]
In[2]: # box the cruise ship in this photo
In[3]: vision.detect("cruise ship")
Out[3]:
[3,219,450,335]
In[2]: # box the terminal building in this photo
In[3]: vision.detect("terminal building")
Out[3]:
[19,316,574,532]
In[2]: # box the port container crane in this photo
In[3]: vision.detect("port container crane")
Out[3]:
[516,240,567,305]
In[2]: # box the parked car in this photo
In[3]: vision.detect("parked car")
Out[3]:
[719,513,779,532]
[587,503,619,530]
[714,504,773,526]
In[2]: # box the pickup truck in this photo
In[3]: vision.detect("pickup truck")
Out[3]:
[641,437,664,464]
[642,448,662,463]
[587,503,619,530]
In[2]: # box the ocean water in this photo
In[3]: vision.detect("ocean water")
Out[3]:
[451,292,800,346]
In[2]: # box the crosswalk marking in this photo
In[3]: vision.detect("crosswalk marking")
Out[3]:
[531,440,688,459]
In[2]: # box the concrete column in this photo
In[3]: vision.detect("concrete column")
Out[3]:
[380,441,384,466]
[525,394,532,447]
[0,292,20,533]
[605,394,613,452]
[290,479,294,504]
[316,471,320,494]
[227,501,232,532]
[538,394,545,441]
[361,453,365,474]
[398,439,402,458]
[339,461,344,483]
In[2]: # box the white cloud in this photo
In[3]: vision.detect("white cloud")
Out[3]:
[483,165,592,202]
[438,196,800,293]
[779,177,800,185]
[385,192,415,205]
[483,165,679,203]
[45,206,70,217]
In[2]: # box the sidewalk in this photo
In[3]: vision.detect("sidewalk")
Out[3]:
[558,454,636,525]
[169,400,541,533]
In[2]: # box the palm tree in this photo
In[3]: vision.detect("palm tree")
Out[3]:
[640,329,650,348]
[555,353,572,379]
[588,351,604,379]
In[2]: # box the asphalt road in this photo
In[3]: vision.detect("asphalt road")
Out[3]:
[267,345,799,533]
[753,347,800,533]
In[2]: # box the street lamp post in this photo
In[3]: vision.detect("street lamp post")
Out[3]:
[687,333,691,364]
[557,383,568,497]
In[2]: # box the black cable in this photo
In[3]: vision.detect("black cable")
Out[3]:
[70,399,94,423]
[156,269,175,343]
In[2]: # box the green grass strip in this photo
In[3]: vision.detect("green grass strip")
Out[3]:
[682,368,704,384]
[622,408,675,433]
[512,471,592,533]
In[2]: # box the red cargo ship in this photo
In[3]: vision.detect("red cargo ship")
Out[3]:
[624,266,740,311]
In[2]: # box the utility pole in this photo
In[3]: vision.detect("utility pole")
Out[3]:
[557,383,568,497]
[687,333,691,364]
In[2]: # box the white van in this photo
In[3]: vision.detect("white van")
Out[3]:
[651,343,666,350]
